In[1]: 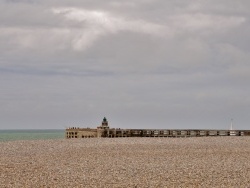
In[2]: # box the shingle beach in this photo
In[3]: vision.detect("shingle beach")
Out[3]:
[0,137,250,188]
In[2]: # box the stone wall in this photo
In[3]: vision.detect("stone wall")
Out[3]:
[66,128,97,138]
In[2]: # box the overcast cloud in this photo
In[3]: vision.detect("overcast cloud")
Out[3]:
[0,0,250,129]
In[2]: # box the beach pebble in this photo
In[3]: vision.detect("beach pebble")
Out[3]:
[0,137,250,187]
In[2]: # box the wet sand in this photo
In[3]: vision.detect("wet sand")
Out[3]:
[0,137,250,187]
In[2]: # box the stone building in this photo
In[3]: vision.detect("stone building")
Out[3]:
[66,117,110,138]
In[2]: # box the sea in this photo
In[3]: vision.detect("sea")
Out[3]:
[0,129,65,142]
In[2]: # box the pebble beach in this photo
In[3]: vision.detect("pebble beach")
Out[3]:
[0,137,250,188]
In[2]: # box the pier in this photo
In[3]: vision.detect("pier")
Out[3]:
[66,117,250,139]
[66,128,250,138]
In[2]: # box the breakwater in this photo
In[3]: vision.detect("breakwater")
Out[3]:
[66,128,250,138]
[66,117,250,138]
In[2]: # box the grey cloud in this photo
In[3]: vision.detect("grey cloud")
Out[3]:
[0,66,114,77]
[0,0,250,129]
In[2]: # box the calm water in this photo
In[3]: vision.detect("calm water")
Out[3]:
[0,129,65,142]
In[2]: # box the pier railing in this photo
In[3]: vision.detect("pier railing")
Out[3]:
[100,129,250,138]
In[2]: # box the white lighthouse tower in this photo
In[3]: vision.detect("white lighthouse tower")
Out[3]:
[230,119,233,131]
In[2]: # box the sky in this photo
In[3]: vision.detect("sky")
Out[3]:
[0,0,250,130]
